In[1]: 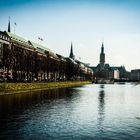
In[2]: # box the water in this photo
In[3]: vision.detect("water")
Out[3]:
[0,83,140,140]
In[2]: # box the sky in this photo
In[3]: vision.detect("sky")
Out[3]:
[0,0,140,71]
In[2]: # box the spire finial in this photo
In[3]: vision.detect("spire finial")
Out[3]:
[8,16,11,32]
[101,37,104,47]
[101,40,104,53]
[69,42,74,59]
[102,42,104,48]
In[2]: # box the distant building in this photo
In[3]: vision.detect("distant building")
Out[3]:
[131,69,140,81]
[108,67,119,80]
[115,66,130,80]
[90,42,130,81]
[91,42,109,79]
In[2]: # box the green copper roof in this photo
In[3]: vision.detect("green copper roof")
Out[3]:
[5,31,34,49]
[5,31,59,60]
[28,41,51,54]
[29,41,59,60]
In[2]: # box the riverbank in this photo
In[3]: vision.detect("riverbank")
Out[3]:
[0,81,91,95]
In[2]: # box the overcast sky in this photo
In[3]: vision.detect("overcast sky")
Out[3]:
[0,0,140,71]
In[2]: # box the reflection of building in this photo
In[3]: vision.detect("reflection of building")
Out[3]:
[97,84,105,131]
[131,69,140,81]
[90,42,130,81]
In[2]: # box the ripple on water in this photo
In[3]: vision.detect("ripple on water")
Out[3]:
[0,84,140,140]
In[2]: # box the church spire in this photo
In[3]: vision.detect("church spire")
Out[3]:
[8,16,11,32]
[69,42,74,59]
[100,41,105,69]
[101,41,104,53]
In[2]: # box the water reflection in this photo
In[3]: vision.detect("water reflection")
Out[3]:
[98,84,105,132]
[0,88,76,115]
[0,88,74,134]
[0,84,140,139]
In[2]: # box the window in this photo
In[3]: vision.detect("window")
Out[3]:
[0,43,3,56]
[0,43,2,53]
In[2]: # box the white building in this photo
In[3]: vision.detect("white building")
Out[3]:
[109,68,120,80]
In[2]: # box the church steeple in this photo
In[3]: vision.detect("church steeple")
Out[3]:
[69,42,74,59]
[8,16,11,32]
[100,41,105,69]
[101,42,104,53]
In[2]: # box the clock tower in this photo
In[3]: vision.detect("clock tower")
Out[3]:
[100,42,105,70]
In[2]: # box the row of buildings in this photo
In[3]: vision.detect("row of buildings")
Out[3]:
[0,22,93,82]
[0,20,139,83]
[90,42,140,82]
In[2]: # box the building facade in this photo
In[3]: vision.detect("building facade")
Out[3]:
[0,29,93,82]
[131,69,140,81]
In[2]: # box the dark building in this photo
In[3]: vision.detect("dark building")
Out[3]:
[131,69,140,81]
[0,21,93,82]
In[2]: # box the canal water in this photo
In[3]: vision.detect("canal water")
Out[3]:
[0,83,140,140]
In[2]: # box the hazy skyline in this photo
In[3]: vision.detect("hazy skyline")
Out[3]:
[0,0,140,71]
